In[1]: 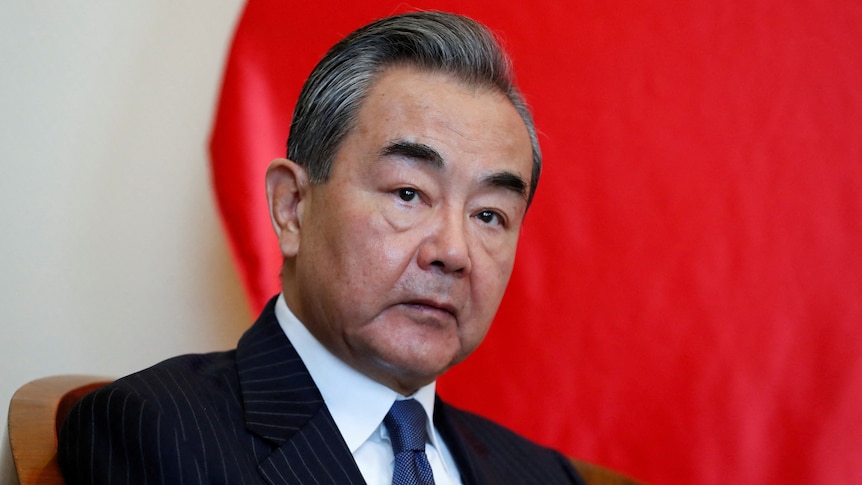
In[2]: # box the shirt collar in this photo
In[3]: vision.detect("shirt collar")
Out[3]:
[275,294,440,453]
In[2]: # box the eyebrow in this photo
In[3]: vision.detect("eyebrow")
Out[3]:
[483,171,528,200]
[380,140,528,200]
[380,141,444,169]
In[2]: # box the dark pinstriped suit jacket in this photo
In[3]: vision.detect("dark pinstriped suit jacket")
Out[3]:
[58,298,585,484]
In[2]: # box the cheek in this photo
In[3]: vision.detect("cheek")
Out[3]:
[474,229,519,278]
[379,202,421,232]
[469,252,515,311]
[470,216,522,257]
[334,212,419,288]
[360,200,426,261]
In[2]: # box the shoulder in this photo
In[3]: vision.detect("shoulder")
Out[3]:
[118,349,238,396]
[87,349,239,412]
[436,399,556,457]
[58,350,247,483]
[60,349,241,437]
[436,399,585,484]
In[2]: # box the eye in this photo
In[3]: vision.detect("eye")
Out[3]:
[476,209,505,226]
[397,188,419,202]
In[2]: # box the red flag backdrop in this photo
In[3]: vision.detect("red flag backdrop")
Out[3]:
[210,1,862,483]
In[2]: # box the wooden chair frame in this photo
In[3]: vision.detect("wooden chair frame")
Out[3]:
[8,375,112,484]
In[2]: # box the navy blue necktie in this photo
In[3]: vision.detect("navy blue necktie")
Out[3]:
[384,399,436,485]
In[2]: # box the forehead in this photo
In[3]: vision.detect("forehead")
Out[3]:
[345,66,533,183]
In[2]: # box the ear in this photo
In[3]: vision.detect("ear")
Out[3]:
[265,158,308,258]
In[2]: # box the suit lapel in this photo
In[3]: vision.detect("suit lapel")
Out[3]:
[258,409,366,484]
[236,298,366,484]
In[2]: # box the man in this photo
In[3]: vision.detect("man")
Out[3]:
[59,11,585,484]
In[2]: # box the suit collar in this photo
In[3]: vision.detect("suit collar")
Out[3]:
[236,297,366,484]
[236,297,323,442]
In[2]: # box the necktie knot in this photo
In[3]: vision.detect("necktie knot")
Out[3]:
[384,399,428,453]
[383,399,435,484]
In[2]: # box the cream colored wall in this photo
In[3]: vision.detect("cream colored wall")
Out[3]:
[0,2,251,481]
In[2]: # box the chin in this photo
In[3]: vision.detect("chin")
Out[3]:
[373,351,458,391]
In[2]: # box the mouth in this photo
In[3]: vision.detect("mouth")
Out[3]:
[403,298,458,320]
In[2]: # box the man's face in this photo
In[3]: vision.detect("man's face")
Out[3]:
[280,66,533,394]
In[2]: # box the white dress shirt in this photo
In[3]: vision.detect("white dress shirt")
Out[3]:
[275,294,463,484]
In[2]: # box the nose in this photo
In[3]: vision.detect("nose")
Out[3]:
[417,208,471,276]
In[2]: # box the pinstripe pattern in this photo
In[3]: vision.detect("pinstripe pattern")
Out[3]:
[59,298,584,484]
[435,397,586,485]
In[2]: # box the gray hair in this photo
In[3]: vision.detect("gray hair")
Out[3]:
[286,11,542,205]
